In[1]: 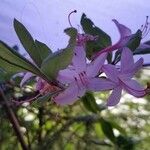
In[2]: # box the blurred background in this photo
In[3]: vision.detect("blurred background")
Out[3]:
[0,0,150,150]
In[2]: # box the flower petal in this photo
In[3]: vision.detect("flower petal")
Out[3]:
[123,79,145,97]
[87,78,116,92]
[112,19,131,39]
[20,72,34,87]
[53,83,85,105]
[93,20,131,57]
[57,68,77,84]
[72,45,86,73]
[121,48,134,73]
[107,86,122,106]
[102,64,119,83]
[87,53,107,77]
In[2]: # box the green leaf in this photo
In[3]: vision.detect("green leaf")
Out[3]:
[0,41,43,77]
[41,28,77,79]
[82,92,99,113]
[32,93,52,107]
[14,19,43,67]
[100,118,116,143]
[126,30,142,51]
[113,30,142,64]
[81,13,112,58]
[35,40,52,61]
[116,135,135,150]
[0,57,25,74]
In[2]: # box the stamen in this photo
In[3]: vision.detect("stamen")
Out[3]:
[68,10,77,27]
[141,16,150,38]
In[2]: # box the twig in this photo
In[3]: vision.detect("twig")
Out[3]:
[0,87,28,150]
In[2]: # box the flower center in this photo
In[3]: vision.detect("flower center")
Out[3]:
[74,71,89,89]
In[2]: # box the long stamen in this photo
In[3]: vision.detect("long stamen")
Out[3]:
[141,16,150,38]
[68,10,77,27]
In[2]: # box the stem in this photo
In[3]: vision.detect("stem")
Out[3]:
[0,87,28,150]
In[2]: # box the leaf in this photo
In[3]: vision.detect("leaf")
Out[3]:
[0,41,44,77]
[41,28,77,79]
[0,57,25,74]
[100,118,116,143]
[14,19,43,67]
[32,93,52,107]
[35,40,52,61]
[116,135,135,150]
[81,13,112,58]
[82,92,99,113]
[113,30,142,64]
[126,29,142,51]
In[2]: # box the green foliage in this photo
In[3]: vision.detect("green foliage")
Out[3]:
[0,41,42,76]
[81,13,112,58]
[41,28,77,79]
[100,118,116,143]
[14,19,52,67]
[82,92,99,113]
[126,29,142,51]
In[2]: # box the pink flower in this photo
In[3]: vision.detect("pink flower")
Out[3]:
[53,36,114,105]
[102,47,146,106]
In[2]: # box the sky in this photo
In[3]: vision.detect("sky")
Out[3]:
[0,0,150,63]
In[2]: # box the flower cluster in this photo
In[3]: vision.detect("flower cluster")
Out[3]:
[20,15,150,107]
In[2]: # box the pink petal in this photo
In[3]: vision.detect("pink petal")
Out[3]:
[53,83,85,105]
[107,86,122,106]
[120,48,134,73]
[57,68,77,84]
[129,58,143,76]
[87,53,107,77]
[93,20,131,57]
[20,72,34,87]
[87,78,116,92]
[102,64,119,83]
[72,45,86,73]
[112,19,131,39]
[123,79,145,97]
[123,58,143,78]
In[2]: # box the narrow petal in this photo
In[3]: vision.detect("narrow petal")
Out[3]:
[72,45,86,73]
[57,68,77,84]
[120,58,143,78]
[87,78,116,92]
[112,19,131,39]
[102,64,119,83]
[107,86,122,106]
[121,48,134,73]
[53,83,85,105]
[123,79,145,97]
[93,20,131,57]
[87,53,107,77]
[130,58,143,76]
[20,72,34,87]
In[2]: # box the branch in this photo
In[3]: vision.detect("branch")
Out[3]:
[0,86,28,150]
